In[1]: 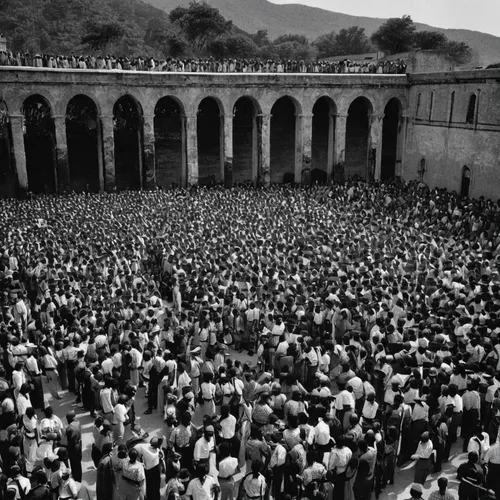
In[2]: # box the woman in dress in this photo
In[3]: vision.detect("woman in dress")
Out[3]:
[118,448,146,500]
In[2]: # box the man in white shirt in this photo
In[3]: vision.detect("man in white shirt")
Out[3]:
[268,432,287,499]
[134,437,163,500]
[217,442,239,500]
[314,408,331,451]
[194,425,215,471]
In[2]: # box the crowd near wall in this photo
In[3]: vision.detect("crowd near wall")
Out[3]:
[0,67,499,198]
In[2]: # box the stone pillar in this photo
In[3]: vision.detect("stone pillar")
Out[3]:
[333,113,348,182]
[222,113,233,188]
[257,114,271,186]
[9,115,28,193]
[185,113,198,186]
[95,117,105,192]
[142,114,156,190]
[100,115,115,192]
[369,113,384,182]
[54,115,69,193]
[326,113,335,180]
[251,112,258,186]
[396,114,408,178]
[298,113,313,184]
[180,114,187,187]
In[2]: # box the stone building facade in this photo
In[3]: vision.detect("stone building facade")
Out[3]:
[0,67,498,199]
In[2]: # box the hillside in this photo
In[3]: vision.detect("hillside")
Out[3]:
[147,0,500,65]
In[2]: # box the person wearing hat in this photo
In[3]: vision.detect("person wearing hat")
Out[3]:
[457,450,484,500]
[193,425,216,474]
[406,482,424,499]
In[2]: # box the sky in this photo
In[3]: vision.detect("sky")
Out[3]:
[269,0,500,37]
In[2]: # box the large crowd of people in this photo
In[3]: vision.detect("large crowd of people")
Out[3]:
[0,51,407,74]
[0,179,499,500]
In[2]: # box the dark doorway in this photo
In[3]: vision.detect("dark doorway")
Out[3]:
[270,97,296,184]
[197,98,221,186]
[312,96,335,182]
[22,95,57,194]
[66,95,100,192]
[233,97,257,185]
[381,98,401,182]
[113,95,143,190]
[0,100,16,197]
[155,97,183,189]
[461,166,471,197]
[346,97,371,180]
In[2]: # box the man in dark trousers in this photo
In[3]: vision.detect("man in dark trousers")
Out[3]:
[457,450,484,500]
[134,436,164,500]
[65,410,82,482]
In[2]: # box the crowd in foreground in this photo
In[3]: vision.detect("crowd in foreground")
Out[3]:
[0,52,408,74]
[0,180,500,500]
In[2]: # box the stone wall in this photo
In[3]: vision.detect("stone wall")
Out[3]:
[404,69,500,199]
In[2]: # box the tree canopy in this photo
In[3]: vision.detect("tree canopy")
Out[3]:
[370,15,416,55]
[313,26,371,58]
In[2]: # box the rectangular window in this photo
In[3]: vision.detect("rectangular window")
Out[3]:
[466,94,476,124]
[449,91,455,124]
[416,93,421,118]
[429,91,434,121]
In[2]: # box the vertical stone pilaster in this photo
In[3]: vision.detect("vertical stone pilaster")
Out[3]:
[327,113,335,180]
[95,117,105,192]
[396,114,408,178]
[370,113,384,182]
[180,114,187,187]
[54,115,70,193]
[142,114,156,190]
[222,113,233,188]
[251,112,258,186]
[258,113,271,186]
[185,113,198,186]
[298,113,313,184]
[100,115,115,192]
[9,115,28,194]
[334,113,348,182]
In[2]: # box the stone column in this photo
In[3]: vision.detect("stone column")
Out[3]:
[53,115,70,193]
[369,113,384,182]
[100,115,115,192]
[180,114,187,187]
[185,113,198,186]
[298,113,313,184]
[327,113,335,180]
[222,113,233,188]
[396,114,408,178]
[333,113,348,182]
[142,114,156,190]
[95,117,105,192]
[251,112,258,186]
[257,113,271,186]
[9,115,28,194]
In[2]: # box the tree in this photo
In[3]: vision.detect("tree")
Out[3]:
[208,34,257,58]
[168,1,232,55]
[413,30,447,50]
[274,34,309,46]
[443,40,473,65]
[250,29,270,47]
[313,31,337,58]
[334,26,372,56]
[81,21,125,51]
[370,15,416,54]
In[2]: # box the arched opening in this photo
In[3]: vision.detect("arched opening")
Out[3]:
[461,166,471,197]
[113,95,143,190]
[381,98,401,182]
[197,97,222,186]
[233,97,258,185]
[271,96,297,184]
[346,97,371,180]
[154,97,184,189]
[312,96,335,184]
[66,95,100,192]
[22,95,57,194]
[0,100,16,197]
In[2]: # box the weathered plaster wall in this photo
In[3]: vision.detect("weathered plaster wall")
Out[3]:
[404,70,500,199]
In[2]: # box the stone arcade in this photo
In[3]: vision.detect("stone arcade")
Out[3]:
[0,67,499,198]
